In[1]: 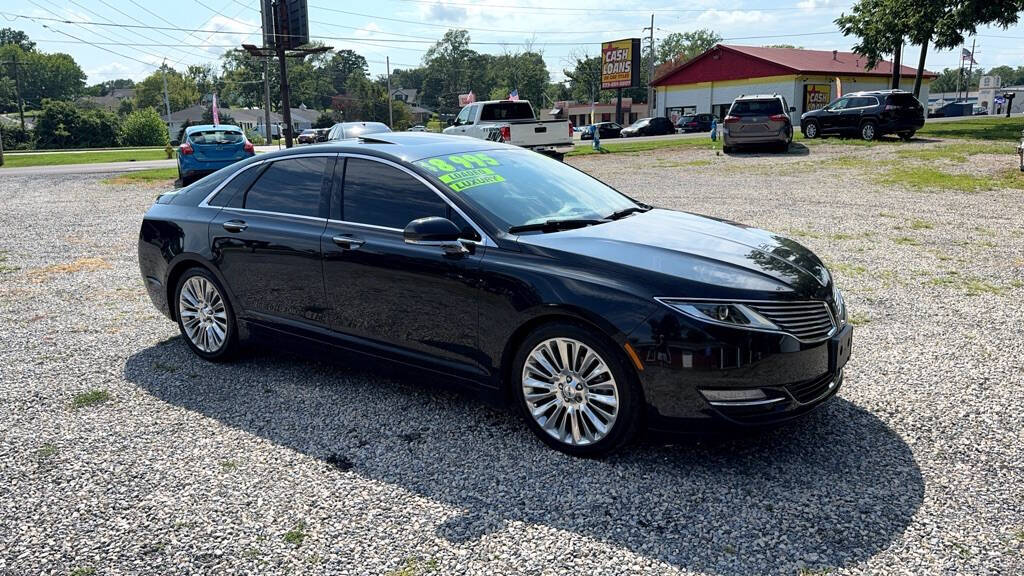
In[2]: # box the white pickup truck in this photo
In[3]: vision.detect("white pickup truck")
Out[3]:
[443,100,574,161]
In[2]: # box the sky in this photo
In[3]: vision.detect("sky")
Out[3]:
[3,0,1023,87]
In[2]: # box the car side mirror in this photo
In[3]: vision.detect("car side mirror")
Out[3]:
[447,118,455,126]
[404,217,468,254]
[789,106,796,112]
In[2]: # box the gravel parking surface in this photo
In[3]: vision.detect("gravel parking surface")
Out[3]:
[1,140,1022,575]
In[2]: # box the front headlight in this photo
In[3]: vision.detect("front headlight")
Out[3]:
[832,284,847,326]
[656,299,779,330]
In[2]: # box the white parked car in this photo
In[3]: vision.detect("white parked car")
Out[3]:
[443,100,573,161]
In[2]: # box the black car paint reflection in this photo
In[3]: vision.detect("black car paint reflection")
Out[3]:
[138,133,850,433]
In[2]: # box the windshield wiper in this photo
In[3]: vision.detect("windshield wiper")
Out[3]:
[606,205,651,220]
[508,218,608,234]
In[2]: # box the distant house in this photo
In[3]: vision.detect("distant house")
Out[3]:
[391,88,432,124]
[78,88,136,112]
[166,104,319,140]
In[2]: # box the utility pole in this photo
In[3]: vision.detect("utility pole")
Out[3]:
[0,121,5,167]
[644,14,654,116]
[12,52,25,131]
[387,56,393,128]
[160,60,172,141]
[965,37,977,103]
[273,0,294,147]
[263,58,273,142]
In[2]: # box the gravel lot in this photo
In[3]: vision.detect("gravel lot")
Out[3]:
[1,140,1022,575]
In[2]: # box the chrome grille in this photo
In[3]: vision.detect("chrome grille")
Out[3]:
[747,301,835,342]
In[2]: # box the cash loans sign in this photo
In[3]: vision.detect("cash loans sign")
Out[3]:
[601,38,641,90]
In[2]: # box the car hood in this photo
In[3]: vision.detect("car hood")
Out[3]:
[516,208,830,296]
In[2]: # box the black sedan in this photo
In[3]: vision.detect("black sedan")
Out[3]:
[580,122,623,140]
[139,133,852,456]
[620,116,676,137]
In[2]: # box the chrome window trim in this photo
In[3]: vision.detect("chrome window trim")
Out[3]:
[220,207,327,223]
[336,153,497,247]
[654,297,837,344]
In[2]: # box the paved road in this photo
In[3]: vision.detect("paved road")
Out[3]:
[0,159,176,177]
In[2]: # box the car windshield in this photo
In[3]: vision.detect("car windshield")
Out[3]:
[729,100,783,116]
[189,130,244,145]
[301,130,315,135]
[631,118,650,127]
[414,149,638,231]
[678,116,695,123]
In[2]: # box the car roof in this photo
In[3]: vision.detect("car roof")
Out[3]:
[332,121,389,128]
[185,124,242,133]
[256,132,519,163]
[735,94,784,101]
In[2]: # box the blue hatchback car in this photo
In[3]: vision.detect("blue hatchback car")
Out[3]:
[177,124,254,185]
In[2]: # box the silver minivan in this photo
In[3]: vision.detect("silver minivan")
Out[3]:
[722,94,795,153]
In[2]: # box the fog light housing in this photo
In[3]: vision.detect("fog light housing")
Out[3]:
[700,389,768,402]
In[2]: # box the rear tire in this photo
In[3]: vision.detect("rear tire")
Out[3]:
[512,322,642,457]
[722,145,733,154]
[803,121,819,139]
[860,121,877,141]
[549,152,566,162]
[174,267,238,362]
[898,130,915,141]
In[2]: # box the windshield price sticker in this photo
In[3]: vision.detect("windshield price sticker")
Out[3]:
[416,153,506,191]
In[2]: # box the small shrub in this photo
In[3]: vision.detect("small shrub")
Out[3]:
[121,107,169,147]
[283,522,307,546]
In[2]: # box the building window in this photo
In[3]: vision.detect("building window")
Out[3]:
[601,113,611,122]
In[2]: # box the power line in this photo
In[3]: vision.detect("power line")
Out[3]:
[307,4,642,35]
[25,0,170,63]
[389,0,846,14]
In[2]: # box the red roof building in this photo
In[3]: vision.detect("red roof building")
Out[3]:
[651,44,936,121]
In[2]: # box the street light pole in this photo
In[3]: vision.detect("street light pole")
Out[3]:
[387,56,393,128]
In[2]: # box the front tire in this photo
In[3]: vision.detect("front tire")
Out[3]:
[803,121,819,139]
[860,121,877,141]
[513,322,642,457]
[175,267,238,361]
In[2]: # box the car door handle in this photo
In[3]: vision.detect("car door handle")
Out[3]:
[222,220,247,233]
[332,235,365,250]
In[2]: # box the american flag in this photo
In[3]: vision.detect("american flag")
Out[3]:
[961,48,977,64]
[508,89,519,101]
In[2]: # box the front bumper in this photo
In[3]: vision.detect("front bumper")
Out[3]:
[628,309,851,431]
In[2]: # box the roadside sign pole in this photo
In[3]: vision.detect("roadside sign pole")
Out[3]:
[0,122,5,167]
[615,88,623,125]
[263,58,273,142]
[387,56,393,128]
[274,1,294,148]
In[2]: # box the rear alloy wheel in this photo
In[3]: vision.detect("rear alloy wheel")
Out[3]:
[515,324,640,456]
[803,121,819,139]
[860,121,877,141]
[175,267,237,361]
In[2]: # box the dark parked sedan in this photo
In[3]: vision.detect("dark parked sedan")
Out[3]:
[620,116,676,137]
[580,122,623,140]
[139,133,852,456]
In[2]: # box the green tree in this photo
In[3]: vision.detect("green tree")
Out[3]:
[0,45,85,111]
[185,64,219,99]
[117,98,136,116]
[201,105,236,127]
[0,28,35,51]
[837,0,1024,98]
[329,49,368,94]
[985,65,1024,87]
[120,107,168,146]
[313,110,334,128]
[563,55,609,104]
[136,67,199,112]
[484,50,550,107]
[656,29,722,66]
[422,29,479,115]
[220,48,275,109]
[35,99,120,148]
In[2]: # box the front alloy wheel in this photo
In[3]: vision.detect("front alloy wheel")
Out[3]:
[861,121,876,141]
[175,268,237,360]
[515,324,640,456]
[804,121,818,139]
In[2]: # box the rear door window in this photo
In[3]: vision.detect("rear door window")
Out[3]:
[243,157,329,217]
[209,163,266,208]
[730,99,783,116]
[190,130,244,145]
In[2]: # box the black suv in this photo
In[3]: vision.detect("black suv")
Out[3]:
[800,90,925,141]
